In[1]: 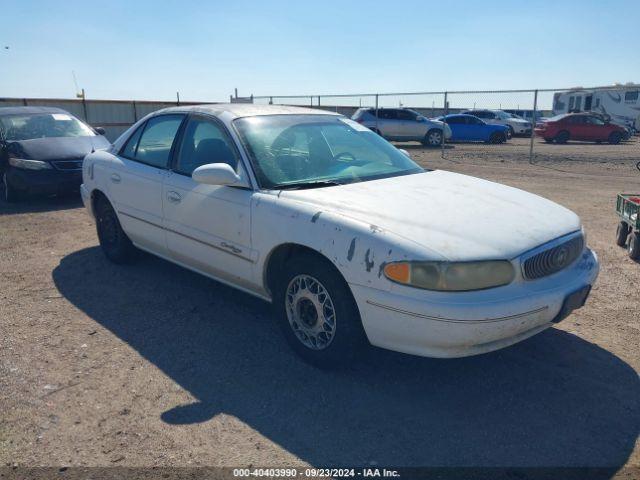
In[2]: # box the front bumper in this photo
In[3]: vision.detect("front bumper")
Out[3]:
[513,125,532,135]
[351,248,599,358]
[6,166,82,195]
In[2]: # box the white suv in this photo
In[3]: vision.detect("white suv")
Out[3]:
[352,108,452,146]
[462,109,532,136]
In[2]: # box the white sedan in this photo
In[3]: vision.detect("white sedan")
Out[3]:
[81,104,599,367]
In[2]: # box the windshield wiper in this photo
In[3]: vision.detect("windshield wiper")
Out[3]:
[276,180,344,190]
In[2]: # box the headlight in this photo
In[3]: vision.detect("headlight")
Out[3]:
[8,158,53,170]
[383,260,515,291]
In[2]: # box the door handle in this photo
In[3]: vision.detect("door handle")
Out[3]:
[110,173,121,184]
[167,191,182,204]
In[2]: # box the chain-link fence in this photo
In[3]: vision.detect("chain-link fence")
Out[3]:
[254,85,640,164]
[3,86,638,163]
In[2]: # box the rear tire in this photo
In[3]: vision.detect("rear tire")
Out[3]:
[2,171,24,203]
[423,128,443,147]
[628,232,640,260]
[608,131,622,144]
[274,253,367,368]
[616,221,630,247]
[95,195,136,264]
[555,131,570,144]
[544,137,553,143]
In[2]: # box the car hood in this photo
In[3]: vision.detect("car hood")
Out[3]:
[8,136,111,161]
[280,171,581,261]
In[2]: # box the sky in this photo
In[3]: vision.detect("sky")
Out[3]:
[1,0,639,104]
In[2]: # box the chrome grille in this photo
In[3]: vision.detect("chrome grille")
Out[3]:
[523,235,584,280]
[52,160,83,171]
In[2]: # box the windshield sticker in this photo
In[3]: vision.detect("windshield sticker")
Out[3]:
[339,118,370,132]
[51,114,73,121]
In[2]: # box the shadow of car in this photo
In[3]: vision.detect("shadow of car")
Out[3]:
[52,247,640,475]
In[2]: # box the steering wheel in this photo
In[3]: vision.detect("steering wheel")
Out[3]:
[333,151,356,162]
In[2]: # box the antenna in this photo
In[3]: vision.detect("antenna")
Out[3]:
[72,71,84,98]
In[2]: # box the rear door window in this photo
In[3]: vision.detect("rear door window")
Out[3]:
[122,114,184,168]
[378,109,398,120]
[396,110,417,121]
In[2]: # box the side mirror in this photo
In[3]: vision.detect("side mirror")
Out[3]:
[192,163,246,187]
[398,148,411,158]
[94,127,106,136]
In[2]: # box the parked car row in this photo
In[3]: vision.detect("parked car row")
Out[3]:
[351,107,633,147]
[352,107,535,145]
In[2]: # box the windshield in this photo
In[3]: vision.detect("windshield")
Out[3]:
[495,111,512,120]
[234,115,423,189]
[0,113,95,141]
[546,114,569,122]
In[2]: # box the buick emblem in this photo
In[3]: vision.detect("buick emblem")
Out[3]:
[552,246,569,267]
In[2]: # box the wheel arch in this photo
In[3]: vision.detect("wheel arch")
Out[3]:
[263,242,344,298]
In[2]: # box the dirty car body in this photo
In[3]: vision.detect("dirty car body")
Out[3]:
[81,104,599,364]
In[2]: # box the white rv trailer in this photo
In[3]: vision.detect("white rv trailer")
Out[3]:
[552,84,640,132]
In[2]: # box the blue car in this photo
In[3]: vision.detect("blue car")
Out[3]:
[436,114,510,143]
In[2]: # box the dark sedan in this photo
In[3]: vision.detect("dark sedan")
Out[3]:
[0,106,110,202]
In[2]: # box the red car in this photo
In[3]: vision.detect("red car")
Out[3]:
[535,113,627,144]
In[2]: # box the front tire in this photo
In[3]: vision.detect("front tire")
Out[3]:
[274,253,366,368]
[555,131,570,144]
[488,132,506,144]
[616,221,630,247]
[629,232,640,260]
[423,128,443,147]
[95,195,136,264]
[608,131,622,144]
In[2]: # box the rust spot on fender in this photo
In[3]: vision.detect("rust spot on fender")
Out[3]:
[378,261,387,278]
[347,238,357,261]
[311,211,322,223]
[365,249,374,272]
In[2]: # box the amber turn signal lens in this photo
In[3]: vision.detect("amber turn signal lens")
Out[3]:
[383,262,410,284]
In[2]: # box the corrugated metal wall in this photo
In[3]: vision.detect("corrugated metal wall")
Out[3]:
[0,97,216,141]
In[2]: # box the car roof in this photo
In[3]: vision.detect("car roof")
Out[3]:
[0,106,70,116]
[153,103,342,119]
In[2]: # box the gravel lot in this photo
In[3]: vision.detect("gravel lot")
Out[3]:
[1,138,639,474]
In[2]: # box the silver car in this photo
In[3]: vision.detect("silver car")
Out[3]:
[352,107,452,146]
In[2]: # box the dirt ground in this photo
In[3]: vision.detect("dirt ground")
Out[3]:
[1,137,639,475]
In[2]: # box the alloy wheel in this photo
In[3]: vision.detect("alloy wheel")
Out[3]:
[428,130,442,146]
